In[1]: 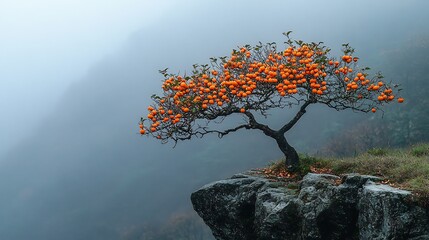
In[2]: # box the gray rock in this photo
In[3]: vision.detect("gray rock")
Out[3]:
[342,173,382,187]
[255,188,302,240]
[191,173,429,240]
[298,173,339,239]
[359,182,429,240]
[191,175,267,240]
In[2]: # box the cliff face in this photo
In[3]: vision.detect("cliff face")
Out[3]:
[191,173,429,240]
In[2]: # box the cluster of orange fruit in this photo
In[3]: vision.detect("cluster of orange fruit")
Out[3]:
[331,59,403,108]
[142,105,182,135]
[140,42,404,135]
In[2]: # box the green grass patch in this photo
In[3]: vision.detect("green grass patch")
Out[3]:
[266,154,332,176]
[410,143,429,157]
[367,147,389,156]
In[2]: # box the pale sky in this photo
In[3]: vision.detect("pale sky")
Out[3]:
[0,0,175,155]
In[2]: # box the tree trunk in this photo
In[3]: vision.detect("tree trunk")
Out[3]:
[275,135,300,172]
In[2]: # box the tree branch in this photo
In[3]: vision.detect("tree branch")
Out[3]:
[244,111,276,137]
[206,124,251,138]
[279,99,315,134]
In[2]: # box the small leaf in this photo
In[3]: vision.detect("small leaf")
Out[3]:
[282,31,292,38]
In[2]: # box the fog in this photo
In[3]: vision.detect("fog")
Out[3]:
[0,0,175,154]
[0,0,428,239]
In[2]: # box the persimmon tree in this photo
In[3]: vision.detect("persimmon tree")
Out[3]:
[139,33,403,172]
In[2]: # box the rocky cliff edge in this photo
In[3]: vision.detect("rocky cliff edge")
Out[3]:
[191,173,429,240]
